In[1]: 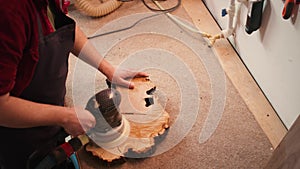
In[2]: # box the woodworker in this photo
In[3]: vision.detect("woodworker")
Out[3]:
[0,0,147,168]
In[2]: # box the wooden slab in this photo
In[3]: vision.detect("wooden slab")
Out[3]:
[85,77,170,162]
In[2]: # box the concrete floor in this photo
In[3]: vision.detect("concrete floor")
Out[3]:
[65,1,273,168]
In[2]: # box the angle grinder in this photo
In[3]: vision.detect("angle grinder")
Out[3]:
[27,88,130,169]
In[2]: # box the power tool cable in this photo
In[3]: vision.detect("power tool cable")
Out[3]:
[87,12,163,39]
[88,0,181,39]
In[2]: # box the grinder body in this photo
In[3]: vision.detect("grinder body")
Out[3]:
[27,88,124,169]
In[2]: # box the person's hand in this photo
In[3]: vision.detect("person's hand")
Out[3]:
[61,107,96,137]
[109,68,149,89]
[98,59,148,89]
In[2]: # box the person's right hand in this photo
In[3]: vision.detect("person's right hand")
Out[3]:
[61,107,96,137]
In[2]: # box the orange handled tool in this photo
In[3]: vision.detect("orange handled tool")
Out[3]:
[282,0,300,19]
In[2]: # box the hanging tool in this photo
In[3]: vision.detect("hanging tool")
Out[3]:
[245,0,265,34]
[209,0,266,45]
[282,0,300,20]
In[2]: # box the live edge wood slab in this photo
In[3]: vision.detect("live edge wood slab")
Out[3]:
[85,77,170,162]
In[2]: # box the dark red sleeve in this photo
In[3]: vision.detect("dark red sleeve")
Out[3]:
[0,3,28,95]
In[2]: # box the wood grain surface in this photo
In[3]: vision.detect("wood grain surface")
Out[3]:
[85,77,170,162]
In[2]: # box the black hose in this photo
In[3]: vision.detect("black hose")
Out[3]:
[142,0,181,12]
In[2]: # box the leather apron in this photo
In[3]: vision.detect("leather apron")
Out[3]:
[0,4,75,169]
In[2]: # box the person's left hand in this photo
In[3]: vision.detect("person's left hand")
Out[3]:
[108,68,149,89]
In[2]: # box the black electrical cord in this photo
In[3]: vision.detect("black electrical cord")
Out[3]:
[87,0,181,39]
[142,0,181,13]
[87,13,163,39]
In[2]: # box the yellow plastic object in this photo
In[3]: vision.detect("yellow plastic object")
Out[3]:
[78,134,90,146]
[74,0,122,17]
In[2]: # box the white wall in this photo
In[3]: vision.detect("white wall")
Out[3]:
[203,0,300,128]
